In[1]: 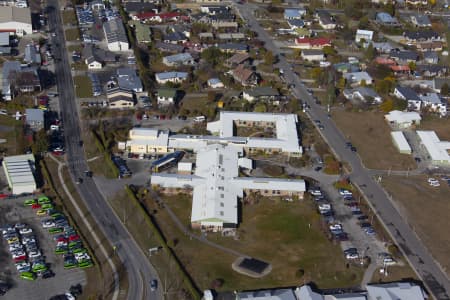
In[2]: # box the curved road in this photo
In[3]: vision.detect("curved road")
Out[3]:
[46,1,162,299]
[233,1,450,299]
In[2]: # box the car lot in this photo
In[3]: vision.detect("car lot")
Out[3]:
[0,196,86,300]
[308,183,388,268]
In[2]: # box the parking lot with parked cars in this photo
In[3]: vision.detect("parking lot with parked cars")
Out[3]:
[0,195,86,300]
[308,183,389,268]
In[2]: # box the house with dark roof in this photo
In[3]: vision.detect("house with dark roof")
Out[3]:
[343,87,382,103]
[287,19,305,29]
[218,43,248,53]
[117,67,143,93]
[284,8,306,20]
[389,49,419,63]
[230,64,258,86]
[24,44,41,65]
[423,51,439,64]
[404,30,441,43]
[124,2,158,15]
[162,53,195,67]
[410,14,431,27]
[316,11,336,29]
[416,65,447,77]
[226,53,250,67]
[156,88,177,105]
[242,87,280,102]
[163,31,188,44]
[301,49,325,61]
[155,42,185,53]
[133,12,181,23]
[394,86,421,109]
[107,88,135,109]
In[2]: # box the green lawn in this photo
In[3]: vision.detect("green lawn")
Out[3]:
[65,28,80,41]
[62,10,77,25]
[73,75,92,98]
[67,44,83,53]
[156,194,364,291]
[179,95,217,120]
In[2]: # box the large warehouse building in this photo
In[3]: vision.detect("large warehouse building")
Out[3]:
[0,7,32,36]
[2,154,37,195]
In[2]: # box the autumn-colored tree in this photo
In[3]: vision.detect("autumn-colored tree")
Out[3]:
[380,99,394,112]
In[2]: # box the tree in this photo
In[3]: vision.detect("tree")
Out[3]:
[364,43,376,61]
[254,103,267,112]
[440,83,449,96]
[32,129,49,155]
[200,47,223,67]
[264,50,276,65]
[408,61,416,72]
[380,99,394,112]
[337,77,346,90]
[322,46,336,56]
[383,2,395,16]
[359,15,369,29]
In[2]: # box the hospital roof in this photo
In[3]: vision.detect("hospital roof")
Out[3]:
[391,131,412,152]
[0,7,31,24]
[417,131,450,163]
[385,110,421,124]
[366,282,426,300]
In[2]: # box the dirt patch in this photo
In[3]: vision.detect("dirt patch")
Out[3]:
[382,175,450,277]
[331,110,416,170]
[417,115,450,141]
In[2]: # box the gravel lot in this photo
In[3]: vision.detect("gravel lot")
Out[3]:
[0,196,86,300]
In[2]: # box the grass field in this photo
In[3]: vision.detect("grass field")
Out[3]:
[331,110,416,170]
[62,10,77,25]
[65,28,80,41]
[179,94,217,120]
[382,175,450,277]
[154,194,364,291]
[73,75,93,98]
[0,115,26,155]
[417,115,450,140]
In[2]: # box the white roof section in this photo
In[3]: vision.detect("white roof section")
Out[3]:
[391,131,412,153]
[207,111,302,153]
[366,282,426,300]
[2,154,36,194]
[294,286,324,300]
[151,144,306,226]
[385,110,421,124]
[178,162,192,172]
[0,7,31,24]
[417,131,450,163]
[129,128,169,147]
[238,288,297,300]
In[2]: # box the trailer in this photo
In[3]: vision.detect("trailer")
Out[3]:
[151,151,184,172]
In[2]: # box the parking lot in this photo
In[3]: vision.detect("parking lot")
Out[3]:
[0,196,86,300]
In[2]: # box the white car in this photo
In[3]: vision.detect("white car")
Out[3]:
[346,253,359,260]
[9,243,23,252]
[383,258,397,266]
[0,109,7,115]
[427,178,437,183]
[318,203,331,211]
[329,224,342,231]
[22,236,36,245]
[11,250,26,258]
[309,190,322,196]
[19,228,33,235]
[28,250,41,259]
[75,252,90,261]
[65,292,76,300]
[338,189,353,196]
[42,220,55,228]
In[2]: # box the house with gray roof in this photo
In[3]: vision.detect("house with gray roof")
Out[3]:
[376,12,399,26]
[394,85,421,109]
[423,51,438,64]
[155,42,184,53]
[344,72,373,86]
[287,19,305,29]
[389,49,419,63]
[162,53,195,66]
[242,87,280,102]
[343,87,382,103]
[284,8,306,20]
[116,67,143,92]
[24,44,41,65]
[1,61,41,100]
[366,282,427,300]
[155,72,188,84]
[25,108,44,131]
[104,18,129,51]
[218,43,248,53]
[163,31,187,44]
[416,64,447,77]
[410,14,431,27]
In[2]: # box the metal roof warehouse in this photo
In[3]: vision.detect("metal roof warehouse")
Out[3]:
[2,154,37,195]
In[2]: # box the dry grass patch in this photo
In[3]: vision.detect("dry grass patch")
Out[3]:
[381,175,450,277]
[331,110,416,170]
[417,115,450,140]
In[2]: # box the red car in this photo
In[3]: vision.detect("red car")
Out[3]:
[69,234,80,242]
[13,255,27,262]
[52,151,64,156]
[31,203,42,209]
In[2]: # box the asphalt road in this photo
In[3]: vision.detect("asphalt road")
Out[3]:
[46,2,162,299]
[233,2,450,299]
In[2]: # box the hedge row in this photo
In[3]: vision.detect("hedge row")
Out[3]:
[124,185,201,300]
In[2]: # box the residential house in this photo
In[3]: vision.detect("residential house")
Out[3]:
[301,49,325,61]
[343,71,373,86]
[385,110,421,129]
[389,49,419,63]
[117,67,143,93]
[217,33,245,41]
[242,87,280,102]
[410,14,431,27]
[292,27,310,38]
[163,31,188,44]
[416,64,447,77]
[218,43,248,53]
[333,62,360,73]
[370,41,395,53]
[200,5,229,15]
[156,88,177,105]
[24,44,41,65]
[226,53,250,67]
[405,0,428,5]
[133,12,181,23]
[86,56,102,69]
[83,44,118,70]
[198,32,214,40]
[25,108,44,131]
[423,51,438,64]
[376,12,399,26]
[287,19,305,30]
[374,56,396,66]
[416,41,444,52]
[355,29,374,43]
[420,92,447,115]
[2,61,41,100]
[284,8,306,20]
[316,11,336,29]
[391,65,411,76]
[155,72,188,84]
[394,85,421,109]
[343,87,382,103]
[124,2,158,15]
[207,78,224,88]
[230,64,258,86]
[104,18,129,51]
[155,42,184,53]
[294,37,332,49]
[404,30,441,44]
[107,88,135,109]
[432,78,450,93]
[90,0,105,11]
[162,53,195,67]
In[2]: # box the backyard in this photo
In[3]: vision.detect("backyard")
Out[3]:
[152,193,364,292]
[382,175,450,277]
[331,110,417,170]
[73,76,93,98]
